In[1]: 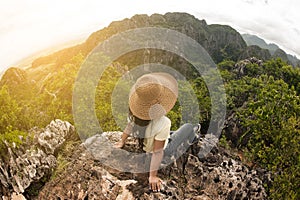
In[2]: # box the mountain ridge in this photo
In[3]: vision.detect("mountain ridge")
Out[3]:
[3,12,298,85]
[2,12,299,106]
[30,12,246,70]
[1,12,299,199]
[242,33,300,66]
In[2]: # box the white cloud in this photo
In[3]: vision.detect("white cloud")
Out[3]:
[192,0,300,56]
[0,0,299,72]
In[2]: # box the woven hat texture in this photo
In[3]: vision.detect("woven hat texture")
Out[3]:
[129,73,178,120]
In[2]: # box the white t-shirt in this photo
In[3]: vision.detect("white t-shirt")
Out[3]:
[143,116,171,152]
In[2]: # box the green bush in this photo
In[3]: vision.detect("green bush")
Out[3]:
[238,75,300,199]
[0,86,22,131]
[0,127,28,147]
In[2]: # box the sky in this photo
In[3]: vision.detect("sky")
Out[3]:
[0,0,300,73]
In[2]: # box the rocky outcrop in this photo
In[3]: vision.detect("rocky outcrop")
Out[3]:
[37,143,137,200]
[38,131,271,200]
[0,119,75,200]
[1,120,271,199]
[36,120,74,154]
[233,57,263,78]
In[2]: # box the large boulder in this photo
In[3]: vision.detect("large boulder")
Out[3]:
[36,119,74,154]
[1,122,271,199]
[0,119,75,199]
[38,131,271,200]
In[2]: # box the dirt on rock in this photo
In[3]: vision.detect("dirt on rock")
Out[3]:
[36,132,270,200]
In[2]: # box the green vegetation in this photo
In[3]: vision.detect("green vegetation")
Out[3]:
[0,86,22,130]
[1,13,299,199]
[0,128,27,147]
[51,140,81,180]
[95,65,124,131]
[237,76,300,199]
[0,45,299,200]
[0,86,29,156]
[219,134,230,150]
[218,58,300,199]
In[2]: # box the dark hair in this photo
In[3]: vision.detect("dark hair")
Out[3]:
[129,109,150,150]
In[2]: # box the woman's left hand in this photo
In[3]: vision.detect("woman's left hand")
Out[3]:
[149,176,163,192]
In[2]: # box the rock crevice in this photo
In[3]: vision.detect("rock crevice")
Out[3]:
[0,119,74,199]
[1,122,271,200]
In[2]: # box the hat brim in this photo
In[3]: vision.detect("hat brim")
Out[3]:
[129,73,178,120]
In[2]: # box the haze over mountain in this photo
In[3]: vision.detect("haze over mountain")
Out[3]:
[242,34,279,54]
[2,0,300,74]
[2,12,298,86]
[1,12,299,200]
[242,33,300,66]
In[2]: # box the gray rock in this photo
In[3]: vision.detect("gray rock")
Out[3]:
[234,57,263,77]
[38,131,271,200]
[0,119,74,199]
[37,119,74,154]
[1,125,272,199]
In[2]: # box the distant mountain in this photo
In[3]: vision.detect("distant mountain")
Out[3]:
[3,12,249,88]
[31,12,247,70]
[242,33,300,66]
[287,54,300,67]
[1,13,299,199]
[242,34,279,54]
[239,45,271,61]
[3,12,299,93]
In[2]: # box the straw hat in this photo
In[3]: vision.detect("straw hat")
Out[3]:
[129,73,178,120]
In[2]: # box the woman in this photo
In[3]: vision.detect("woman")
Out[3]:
[115,72,198,192]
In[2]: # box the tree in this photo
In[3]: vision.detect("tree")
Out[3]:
[238,75,300,199]
[0,86,22,132]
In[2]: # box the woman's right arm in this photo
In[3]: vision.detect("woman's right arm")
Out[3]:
[114,132,129,148]
[114,122,132,148]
